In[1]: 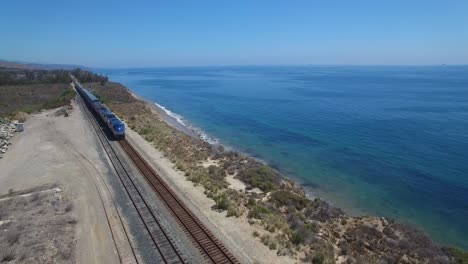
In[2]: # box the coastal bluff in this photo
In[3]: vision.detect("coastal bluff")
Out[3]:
[84,80,467,264]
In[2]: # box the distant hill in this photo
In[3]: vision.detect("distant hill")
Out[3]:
[0,61,40,70]
[0,60,90,71]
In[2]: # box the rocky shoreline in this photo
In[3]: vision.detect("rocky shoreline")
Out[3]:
[85,81,466,264]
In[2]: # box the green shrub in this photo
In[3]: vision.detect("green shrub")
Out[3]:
[270,190,309,210]
[60,89,75,97]
[304,222,318,233]
[187,171,204,185]
[248,205,272,219]
[226,205,240,217]
[267,225,276,233]
[140,127,154,135]
[261,234,271,245]
[214,193,230,211]
[175,162,186,171]
[269,241,277,250]
[247,197,256,206]
[289,223,317,246]
[237,165,281,192]
[91,90,107,103]
[447,247,468,264]
[303,243,335,264]
[42,88,76,109]
[19,107,34,114]
[312,253,324,264]
[263,213,290,234]
[207,165,226,182]
[291,230,305,245]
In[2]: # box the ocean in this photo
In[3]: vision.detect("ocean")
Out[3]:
[97,65,468,249]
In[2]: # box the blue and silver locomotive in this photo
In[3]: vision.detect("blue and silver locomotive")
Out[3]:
[75,82,125,139]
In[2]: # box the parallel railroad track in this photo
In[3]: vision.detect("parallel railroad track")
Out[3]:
[76,80,239,264]
[77,91,185,264]
[119,140,240,264]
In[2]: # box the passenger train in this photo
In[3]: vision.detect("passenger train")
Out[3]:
[74,82,126,139]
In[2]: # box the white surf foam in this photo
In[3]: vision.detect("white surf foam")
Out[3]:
[154,102,187,127]
[154,102,219,145]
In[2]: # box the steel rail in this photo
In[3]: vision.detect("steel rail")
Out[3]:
[119,139,239,264]
[76,86,185,264]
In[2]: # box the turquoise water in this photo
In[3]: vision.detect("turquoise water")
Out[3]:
[98,66,468,249]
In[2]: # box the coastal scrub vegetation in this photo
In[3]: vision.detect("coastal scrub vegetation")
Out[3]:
[446,247,468,264]
[86,80,468,263]
[0,67,106,86]
[0,83,75,117]
[237,165,282,192]
[42,89,76,110]
[0,67,105,117]
[0,69,71,86]
[71,68,107,84]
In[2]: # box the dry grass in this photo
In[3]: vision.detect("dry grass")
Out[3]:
[0,83,72,116]
[0,186,76,263]
[0,210,6,221]
[1,249,15,262]
[64,203,73,213]
[29,192,40,203]
[6,230,20,246]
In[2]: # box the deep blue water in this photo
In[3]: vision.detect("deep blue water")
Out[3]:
[98,66,468,249]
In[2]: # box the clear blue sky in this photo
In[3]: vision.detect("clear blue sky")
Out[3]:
[1,0,467,67]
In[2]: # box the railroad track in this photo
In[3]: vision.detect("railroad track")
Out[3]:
[76,91,185,264]
[119,140,240,264]
[76,81,239,264]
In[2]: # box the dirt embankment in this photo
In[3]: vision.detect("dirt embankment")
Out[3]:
[86,81,465,264]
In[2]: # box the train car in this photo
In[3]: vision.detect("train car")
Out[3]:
[94,103,107,116]
[75,81,126,139]
[109,118,125,138]
[99,107,111,119]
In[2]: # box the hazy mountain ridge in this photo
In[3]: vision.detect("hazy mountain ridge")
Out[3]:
[0,60,90,71]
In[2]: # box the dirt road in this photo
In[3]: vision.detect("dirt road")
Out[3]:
[0,101,125,263]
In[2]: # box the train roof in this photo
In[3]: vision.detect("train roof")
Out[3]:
[109,118,124,125]
[94,103,105,110]
[82,88,99,102]
[100,108,111,113]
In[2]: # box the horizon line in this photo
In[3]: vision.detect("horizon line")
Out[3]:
[92,63,468,70]
[2,58,468,70]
